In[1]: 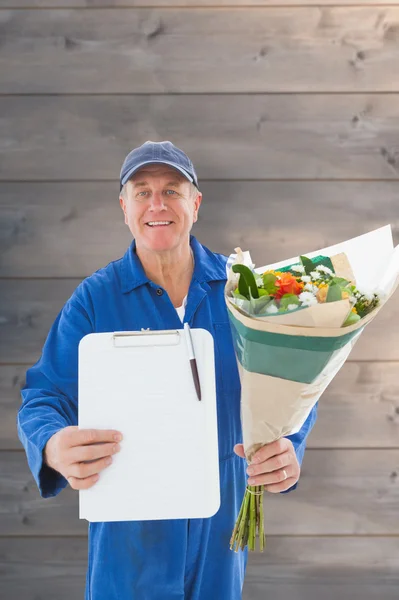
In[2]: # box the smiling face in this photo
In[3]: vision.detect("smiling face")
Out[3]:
[119,164,202,254]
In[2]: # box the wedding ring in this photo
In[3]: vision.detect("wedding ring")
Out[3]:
[282,469,288,480]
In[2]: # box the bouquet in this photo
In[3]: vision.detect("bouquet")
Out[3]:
[225,226,399,552]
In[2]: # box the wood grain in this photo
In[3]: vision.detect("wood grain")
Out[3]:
[1,1,397,7]
[2,450,398,536]
[243,537,399,600]
[2,95,399,180]
[1,278,398,363]
[1,181,399,277]
[5,362,399,450]
[0,537,87,599]
[0,279,80,364]
[1,536,398,600]
[2,0,398,594]
[1,7,399,93]
[307,361,399,448]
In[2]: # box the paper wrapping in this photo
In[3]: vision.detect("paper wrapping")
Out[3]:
[224,226,399,463]
[230,306,362,460]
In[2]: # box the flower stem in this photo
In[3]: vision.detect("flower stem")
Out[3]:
[230,484,266,552]
[259,485,266,551]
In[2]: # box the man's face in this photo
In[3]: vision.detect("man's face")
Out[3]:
[119,164,202,253]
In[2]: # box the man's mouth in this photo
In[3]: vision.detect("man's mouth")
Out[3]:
[146,221,173,227]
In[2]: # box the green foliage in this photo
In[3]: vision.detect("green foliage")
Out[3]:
[279,294,300,311]
[262,272,278,294]
[299,255,315,276]
[326,283,342,303]
[232,264,260,299]
[343,311,361,327]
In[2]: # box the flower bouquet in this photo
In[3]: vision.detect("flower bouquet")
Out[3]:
[225,225,399,552]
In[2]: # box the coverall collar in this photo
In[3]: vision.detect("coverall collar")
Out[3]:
[121,234,227,294]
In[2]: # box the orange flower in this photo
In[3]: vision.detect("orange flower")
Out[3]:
[273,272,304,300]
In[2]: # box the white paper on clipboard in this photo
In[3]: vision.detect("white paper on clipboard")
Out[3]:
[78,328,220,522]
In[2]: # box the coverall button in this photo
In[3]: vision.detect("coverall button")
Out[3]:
[156,288,163,296]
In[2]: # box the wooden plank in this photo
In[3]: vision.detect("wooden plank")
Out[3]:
[2,1,398,7]
[5,362,399,450]
[0,279,80,364]
[243,537,399,600]
[306,361,399,448]
[2,95,399,180]
[0,537,87,600]
[1,7,399,93]
[0,452,87,536]
[1,365,28,450]
[1,450,398,535]
[1,181,399,278]
[1,278,398,363]
[1,536,398,600]
[0,182,132,278]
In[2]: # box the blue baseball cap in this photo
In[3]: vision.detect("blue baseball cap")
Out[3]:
[119,140,200,192]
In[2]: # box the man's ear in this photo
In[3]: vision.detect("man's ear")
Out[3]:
[119,196,128,225]
[193,193,202,222]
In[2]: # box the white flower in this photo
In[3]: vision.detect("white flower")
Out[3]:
[291,264,305,273]
[287,304,299,311]
[266,304,279,314]
[310,271,320,280]
[301,275,311,283]
[316,265,333,275]
[304,283,319,294]
[299,291,318,307]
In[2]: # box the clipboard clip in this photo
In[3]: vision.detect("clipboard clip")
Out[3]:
[112,329,182,348]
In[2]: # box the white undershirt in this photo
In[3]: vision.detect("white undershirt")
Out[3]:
[175,295,187,322]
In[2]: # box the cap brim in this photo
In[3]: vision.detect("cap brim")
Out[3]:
[120,160,194,191]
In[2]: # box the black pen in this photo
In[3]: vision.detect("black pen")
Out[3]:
[183,322,202,401]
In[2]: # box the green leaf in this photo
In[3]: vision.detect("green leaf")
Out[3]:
[232,264,259,299]
[330,276,350,288]
[257,299,278,316]
[238,274,249,298]
[326,283,343,303]
[299,255,315,276]
[343,311,361,327]
[262,272,278,294]
[232,292,249,301]
[279,294,300,310]
[262,272,277,286]
[280,255,335,276]
[258,288,270,297]
[251,296,273,314]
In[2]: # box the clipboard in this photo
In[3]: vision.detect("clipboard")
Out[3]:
[78,328,220,522]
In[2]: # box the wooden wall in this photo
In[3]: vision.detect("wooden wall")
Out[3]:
[1,1,399,598]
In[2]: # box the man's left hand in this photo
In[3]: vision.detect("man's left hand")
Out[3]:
[233,438,300,493]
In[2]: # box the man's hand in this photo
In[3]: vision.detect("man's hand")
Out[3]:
[233,438,300,493]
[44,426,123,490]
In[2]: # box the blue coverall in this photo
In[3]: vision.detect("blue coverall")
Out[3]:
[17,234,318,600]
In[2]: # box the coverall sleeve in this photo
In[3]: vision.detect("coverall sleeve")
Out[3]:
[17,293,93,499]
[280,400,319,494]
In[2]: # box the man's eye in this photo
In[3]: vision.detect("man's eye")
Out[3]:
[137,190,176,196]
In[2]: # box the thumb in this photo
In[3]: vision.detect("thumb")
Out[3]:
[233,443,246,459]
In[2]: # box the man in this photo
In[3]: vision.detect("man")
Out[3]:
[17,140,318,599]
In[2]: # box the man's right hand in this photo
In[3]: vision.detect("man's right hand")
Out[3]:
[43,426,123,490]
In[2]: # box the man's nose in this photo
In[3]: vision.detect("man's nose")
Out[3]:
[148,192,167,209]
